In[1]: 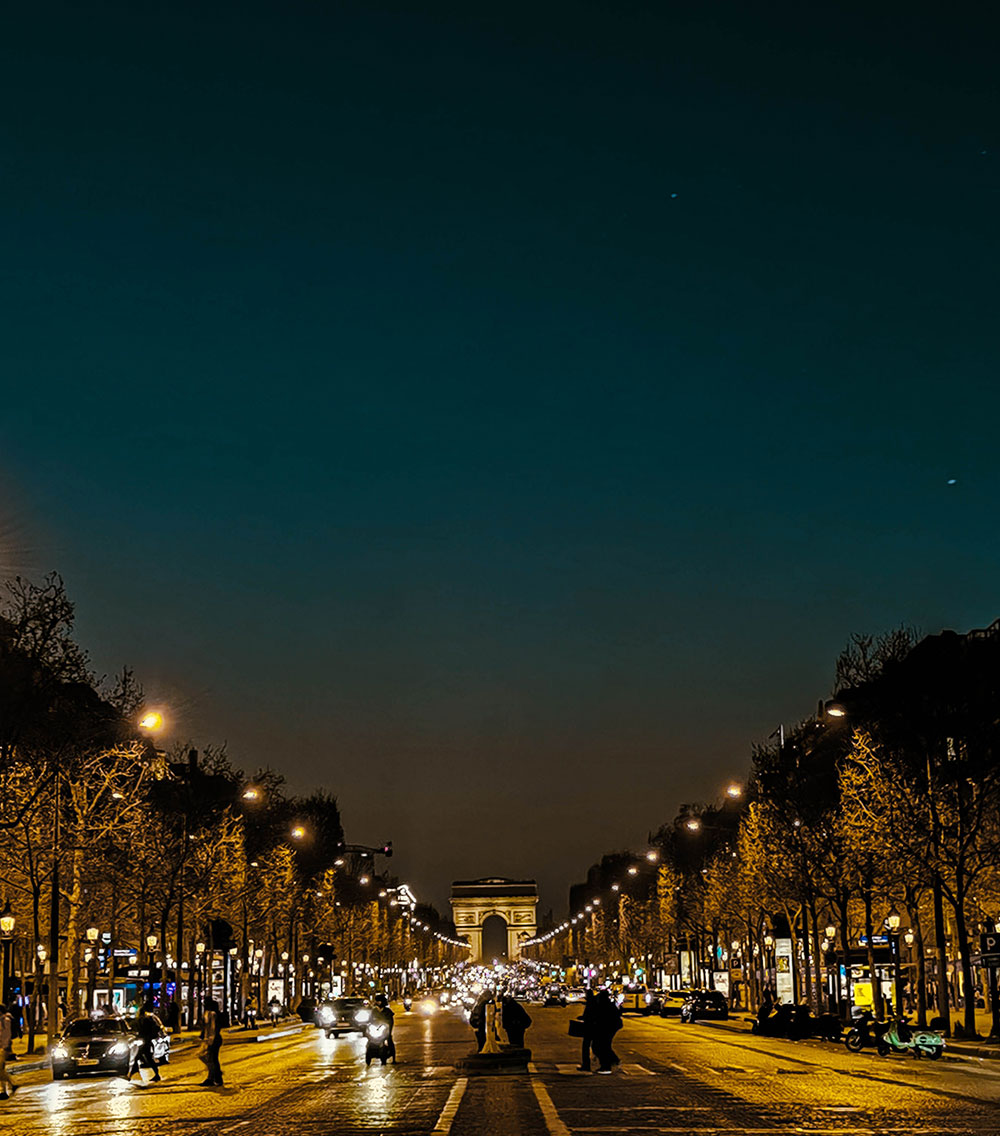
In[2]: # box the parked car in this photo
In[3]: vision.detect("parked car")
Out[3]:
[679,990,729,1023]
[315,996,370,1037]
[51,1012,169,1080]
[658,989,693,1017]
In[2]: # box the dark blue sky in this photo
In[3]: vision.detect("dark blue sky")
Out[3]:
[2,0,997,912]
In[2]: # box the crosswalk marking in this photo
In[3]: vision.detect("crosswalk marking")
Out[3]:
[620,1063,655,1076]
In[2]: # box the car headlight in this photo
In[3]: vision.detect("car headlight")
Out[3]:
[319,1008,334,1024]
[110,1041,130,1056]
[354,1009,371,1024]
[644,994,652,1004]
[52,1045,69,1059]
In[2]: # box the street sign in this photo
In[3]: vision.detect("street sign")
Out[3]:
[980,932,1000,955]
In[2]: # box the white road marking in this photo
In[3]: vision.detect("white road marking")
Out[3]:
[530,1077,572,1136]
[221,1123,252,1134]
[431,1076,467,1135]
[620,1063,655,1075]
[555,1063,589,1076]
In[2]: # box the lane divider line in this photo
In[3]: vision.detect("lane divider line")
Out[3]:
[530,1077,572,1136]
[432,1076,468,1135]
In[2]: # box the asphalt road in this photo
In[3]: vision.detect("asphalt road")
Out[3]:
[3,1005,1000,1135]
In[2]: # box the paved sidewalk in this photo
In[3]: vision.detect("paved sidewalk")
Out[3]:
[684,1009,1000,1062]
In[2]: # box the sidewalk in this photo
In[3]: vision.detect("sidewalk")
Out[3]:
[6,1015,306,1078]
[675,1011,1000,1063]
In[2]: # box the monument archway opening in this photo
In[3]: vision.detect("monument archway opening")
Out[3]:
[450,878,538,962]
[481,913,508,962]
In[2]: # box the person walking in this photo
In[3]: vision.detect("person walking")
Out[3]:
[577,990,597,1071]
[469,989,492,1052]
[126,1004,162,1083]
[500,991,531,1048]
[589,990,623,1073]
[200,998,224,1086]
[0,1005,15,1099]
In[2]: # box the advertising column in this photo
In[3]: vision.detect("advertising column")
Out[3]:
[774,938,795,1004]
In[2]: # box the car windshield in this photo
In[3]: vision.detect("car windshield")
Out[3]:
[65,1019,129,1037]
[332,999,364,1010]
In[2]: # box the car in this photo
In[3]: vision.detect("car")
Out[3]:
[563,986,588,1004]
[618,984,659,1015]
[51,1012,169,1080]
[315,997,370,1037]
[658,989,694,1017]
[543,985,567,1007]
[679,989,729,1023]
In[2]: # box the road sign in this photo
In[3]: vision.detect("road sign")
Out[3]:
[981,932,1000,956]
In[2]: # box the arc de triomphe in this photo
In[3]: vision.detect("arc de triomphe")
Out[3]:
[450,878,538,962]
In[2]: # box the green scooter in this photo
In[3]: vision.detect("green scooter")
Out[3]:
[877,1016,944,1059]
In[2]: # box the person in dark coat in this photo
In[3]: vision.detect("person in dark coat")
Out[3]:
[469,989,493,1052]
[372,993,396,1063]
[500,992,531,1048]
[588,990,622,1073]
[577,990,596,1070]
[126,1005,162,1082]
[200,998,224,1086]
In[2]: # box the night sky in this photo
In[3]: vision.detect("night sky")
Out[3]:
[2,1,997,913]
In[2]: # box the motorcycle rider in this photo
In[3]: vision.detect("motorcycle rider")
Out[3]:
[370,993,396,1064]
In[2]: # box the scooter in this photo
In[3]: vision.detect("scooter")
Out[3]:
[877,1017,944,1059]
[364,1019,394,1066]
[844,1010,889,1053]
[402,995,412,1013]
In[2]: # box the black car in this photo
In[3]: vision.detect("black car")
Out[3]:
[315,997,370,1037]
[51,1013,170,1079]
[679,990,729,1023]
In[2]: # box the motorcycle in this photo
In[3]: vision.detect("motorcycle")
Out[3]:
[402,995,412,1013]
[877,1017,944,1060]
[844,1010,889,1053]
[364,1019,394,1066]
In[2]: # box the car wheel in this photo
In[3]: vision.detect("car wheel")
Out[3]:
[926,1045,943,1060]
[52,1070,64,1081]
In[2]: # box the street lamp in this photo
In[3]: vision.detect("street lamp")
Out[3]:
[0,902,14,1010]
[885,908,903,1015]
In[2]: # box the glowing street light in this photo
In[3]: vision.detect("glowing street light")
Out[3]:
[725,783,743,799]
[290,825,306,841]
[684,817,702,832]
[139,711,164,732]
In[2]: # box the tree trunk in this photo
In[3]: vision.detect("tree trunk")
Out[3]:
[64,847,85,1012]
[863,883,881,1019]
[932,875,951,1035]
[949,892,978,1037]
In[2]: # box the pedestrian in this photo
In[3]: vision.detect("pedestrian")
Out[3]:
[469,989,492,1052]
[200,998,224,1087]
[164,999,180,1033]
[126,1004,162,1083]
[500,991,531,1048]
[0,1005,15,1099]
[577,990,596,1070]
[589,990,622,1073]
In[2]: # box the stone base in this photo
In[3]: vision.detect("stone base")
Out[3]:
[456,1045,531,1074]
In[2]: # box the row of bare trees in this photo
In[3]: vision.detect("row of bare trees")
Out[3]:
[534,623,1000,1038]
[0,574,461,1045]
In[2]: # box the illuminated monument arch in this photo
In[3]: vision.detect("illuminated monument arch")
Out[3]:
[450,878,538,962]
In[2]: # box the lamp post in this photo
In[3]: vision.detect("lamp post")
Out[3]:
[886,908,903,1016]
[84,926,100,1011]
[0,902,14,1010]
[763,933,774,996]
[824,923,841,1016]
[281,951,290,1009]
[145,934,158,1006]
